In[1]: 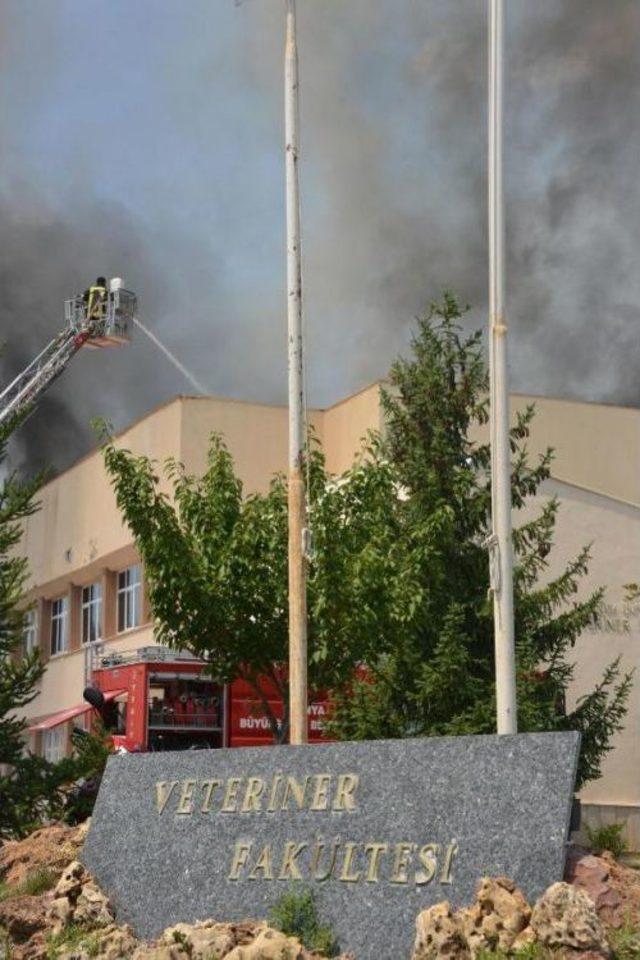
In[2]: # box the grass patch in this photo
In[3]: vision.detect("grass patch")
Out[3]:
[46,923,102,960]
[0,868,56,902]
[609,917,640,960]
[269,885,337,957]
[0,927,12,960]
[586,822,627,859]
[475,946,554,960]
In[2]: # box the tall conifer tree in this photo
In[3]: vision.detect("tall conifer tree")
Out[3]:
[0,419,80,837]
[329,295,631,788]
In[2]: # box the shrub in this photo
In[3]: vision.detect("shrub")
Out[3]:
[62,725,112,825]
[586,821,627,859]
[269,885,337,956]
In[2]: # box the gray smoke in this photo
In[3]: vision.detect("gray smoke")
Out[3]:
[0,0,638,475]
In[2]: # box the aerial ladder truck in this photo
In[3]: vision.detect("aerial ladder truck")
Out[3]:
[0,278,137,426]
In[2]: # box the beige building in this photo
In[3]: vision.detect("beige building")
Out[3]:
[15,386,640,845]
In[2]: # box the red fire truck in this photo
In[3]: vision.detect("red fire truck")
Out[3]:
[87,646,329,751]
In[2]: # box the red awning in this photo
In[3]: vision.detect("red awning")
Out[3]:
[28,689,127,733]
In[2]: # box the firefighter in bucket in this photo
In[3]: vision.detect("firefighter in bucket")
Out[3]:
[83,276,108,322]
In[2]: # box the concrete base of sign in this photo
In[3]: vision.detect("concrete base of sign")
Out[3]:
[83,732,580,960]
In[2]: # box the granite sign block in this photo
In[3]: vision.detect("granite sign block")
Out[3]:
[83,732,580,959]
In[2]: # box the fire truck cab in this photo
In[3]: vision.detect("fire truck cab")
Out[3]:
[90,646,328,752]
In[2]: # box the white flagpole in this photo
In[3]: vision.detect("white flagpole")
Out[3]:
[488,0,518,734]
[285,0,308,745]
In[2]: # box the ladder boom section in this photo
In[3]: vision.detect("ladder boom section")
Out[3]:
[0,284,136,429]
[0,327,87,427]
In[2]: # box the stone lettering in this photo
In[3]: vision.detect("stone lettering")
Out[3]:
[339,842,361,882]
[363,842,388,882]
[155,781,179,815]
[415,843,439,885]
[440,842,458,884]
[176,779,197,815]
[390,843,416,884]
[310,774,332,811]
[312,839,341,881]
[267,774,283,812]
[333,774,359,811]
[278,841,308,880]
[228,842,252,881]
[241,778,265,813]
[281,776,309,811]
[221,778,242,813]
[200,779,221,813]
[248,844,273,881]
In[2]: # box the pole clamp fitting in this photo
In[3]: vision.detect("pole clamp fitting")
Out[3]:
[483,533,501,596]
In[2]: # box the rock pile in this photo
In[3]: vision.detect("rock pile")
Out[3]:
[49,860,115,933]
[0,822,88,888]
[39,859,346,960]
[0,827,349,959]
[2,823,640,959]
[412,877,612,959]
[566,846,640,928]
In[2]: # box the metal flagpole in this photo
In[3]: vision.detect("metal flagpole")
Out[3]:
[488,0,517,734]
[285,0,308,745]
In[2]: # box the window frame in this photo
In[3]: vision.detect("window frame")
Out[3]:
[23,606,38,656]
[43,726,66,763]
[117,564,142,633]
[81,582,102,645]
[50,596,68,656]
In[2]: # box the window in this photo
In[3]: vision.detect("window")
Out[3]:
[50,597,68,655]
[117,564,141,632]
[23,607,38,656]
[82,583,102,644]
[43,726,66,763]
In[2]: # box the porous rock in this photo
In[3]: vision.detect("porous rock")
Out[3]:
[0,823,86,888]
[131,944,188,960]
[94,923,138,960]
[531,881,611,956]
[161,919,237,958]
[511,925,536,950]
[461,876,531,955]
[565,847,628,928]
[73,880,114,926]
[412,901,470,960]
[48,895,74,934]
[224,926,305,960]
[0,895,48,943]
[57,923,137,960]
[54,860,87,900]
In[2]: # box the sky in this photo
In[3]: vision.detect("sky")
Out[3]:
[0,0,639,473]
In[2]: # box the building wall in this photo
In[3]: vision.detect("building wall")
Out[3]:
[15,388,640,845]
[321,382,383,475]
[518,481,640,842]
[177,396,323,494]
[509,394,639,506]
[18,394,334,731]
[22,400,183,594]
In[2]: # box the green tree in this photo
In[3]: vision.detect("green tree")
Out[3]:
[100,432,398,743]
[0,414,105,837]
[0,417,72,837]
[328,294,631,788]
[101,294,630,786]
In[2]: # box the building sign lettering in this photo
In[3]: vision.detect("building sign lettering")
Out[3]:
[84,733,580,959]
[153,773,458,886]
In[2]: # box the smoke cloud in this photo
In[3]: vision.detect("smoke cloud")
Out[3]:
[0,0,638,474]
